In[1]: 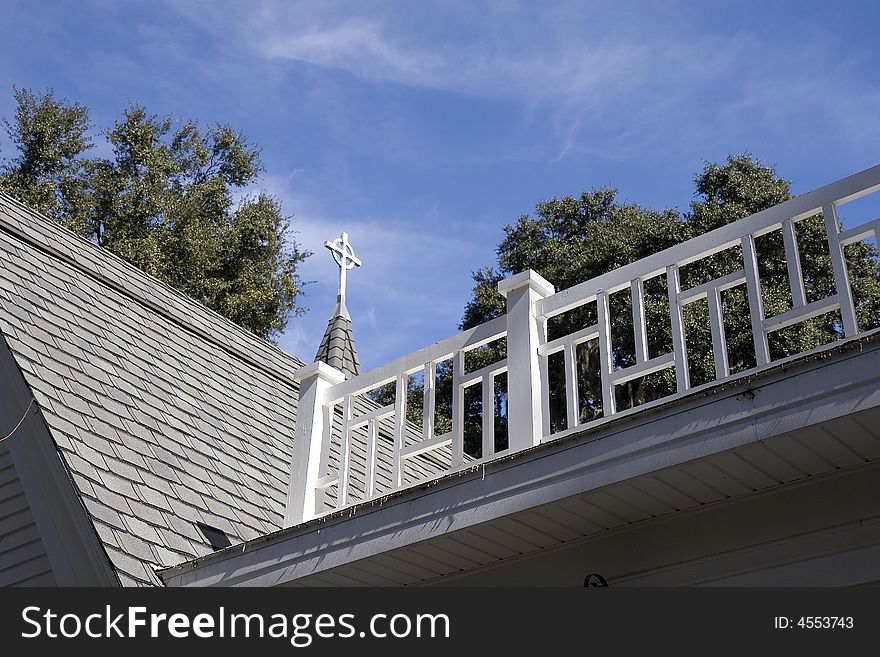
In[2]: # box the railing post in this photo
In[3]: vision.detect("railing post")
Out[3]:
[285,361,345,527]
[498,270,555,451]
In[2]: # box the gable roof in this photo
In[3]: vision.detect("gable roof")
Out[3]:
[0,193,305,586]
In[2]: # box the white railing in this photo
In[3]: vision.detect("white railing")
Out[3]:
[286,164,880,526]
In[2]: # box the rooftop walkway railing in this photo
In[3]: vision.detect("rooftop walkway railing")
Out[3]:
[285,164,880,526]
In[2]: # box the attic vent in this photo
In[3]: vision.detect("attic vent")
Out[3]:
[196,522,232,551]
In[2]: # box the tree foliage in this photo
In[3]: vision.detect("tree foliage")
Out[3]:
[0,87,92,225]
[0,88,308,340]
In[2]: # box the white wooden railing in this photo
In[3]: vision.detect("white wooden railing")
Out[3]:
[285,164,880,526]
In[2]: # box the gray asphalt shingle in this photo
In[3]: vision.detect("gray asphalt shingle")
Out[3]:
[0,193,303,585]
[315,302,360,377]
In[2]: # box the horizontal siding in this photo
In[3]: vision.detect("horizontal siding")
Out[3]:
[0,522,42,553]
[1,554,55,586]
[0,444,55,586]
[13,570,57,586]
[1,537,49,571]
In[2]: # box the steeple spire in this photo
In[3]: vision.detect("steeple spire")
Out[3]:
[315,232,361,378]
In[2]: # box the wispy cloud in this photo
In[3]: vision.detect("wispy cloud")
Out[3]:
[166,0,879,168]
[260,19,440,85]
[232,8,656,108]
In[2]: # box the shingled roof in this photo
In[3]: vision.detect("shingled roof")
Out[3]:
[315,299,360,378]
[0,193,305,586]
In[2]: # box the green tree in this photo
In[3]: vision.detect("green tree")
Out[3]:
[0,88,308,340]
[0,87,92,227]
[461,186,686,431]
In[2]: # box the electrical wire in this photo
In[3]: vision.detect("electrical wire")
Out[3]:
[0,397,36,443]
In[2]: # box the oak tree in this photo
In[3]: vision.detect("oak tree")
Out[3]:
[1,87,308,340]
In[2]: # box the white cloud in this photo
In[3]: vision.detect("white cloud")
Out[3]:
[166,1,879,166]
[260,19,439,84]
[165,3,671,121]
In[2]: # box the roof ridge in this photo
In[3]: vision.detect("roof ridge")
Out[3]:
[0,193,306,384]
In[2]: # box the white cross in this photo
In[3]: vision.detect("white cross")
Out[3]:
[324,232,361,305]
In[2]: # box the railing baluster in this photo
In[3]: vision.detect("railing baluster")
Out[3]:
[365,418,377,498]
[538,318,551,439]
[597,290,616,416]
[316,401,335,512]
[666,265,690,393]
[823,203,859,336]
[631,278,648,364]
[338,394,353,507]
[423,361,435,442]
[782,218,807,308]
[451,352,464,467]
[564,341,579,430]
[708,288,729,379]
[391,374,406,489]
[741,235,770,367]
[482,374,494,459]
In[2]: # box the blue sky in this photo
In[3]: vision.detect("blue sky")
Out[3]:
[2,1,879,370]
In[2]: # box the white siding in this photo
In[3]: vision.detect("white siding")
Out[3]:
[0,443,55,586]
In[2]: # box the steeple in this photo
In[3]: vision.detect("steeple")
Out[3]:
[315,232,361,378]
